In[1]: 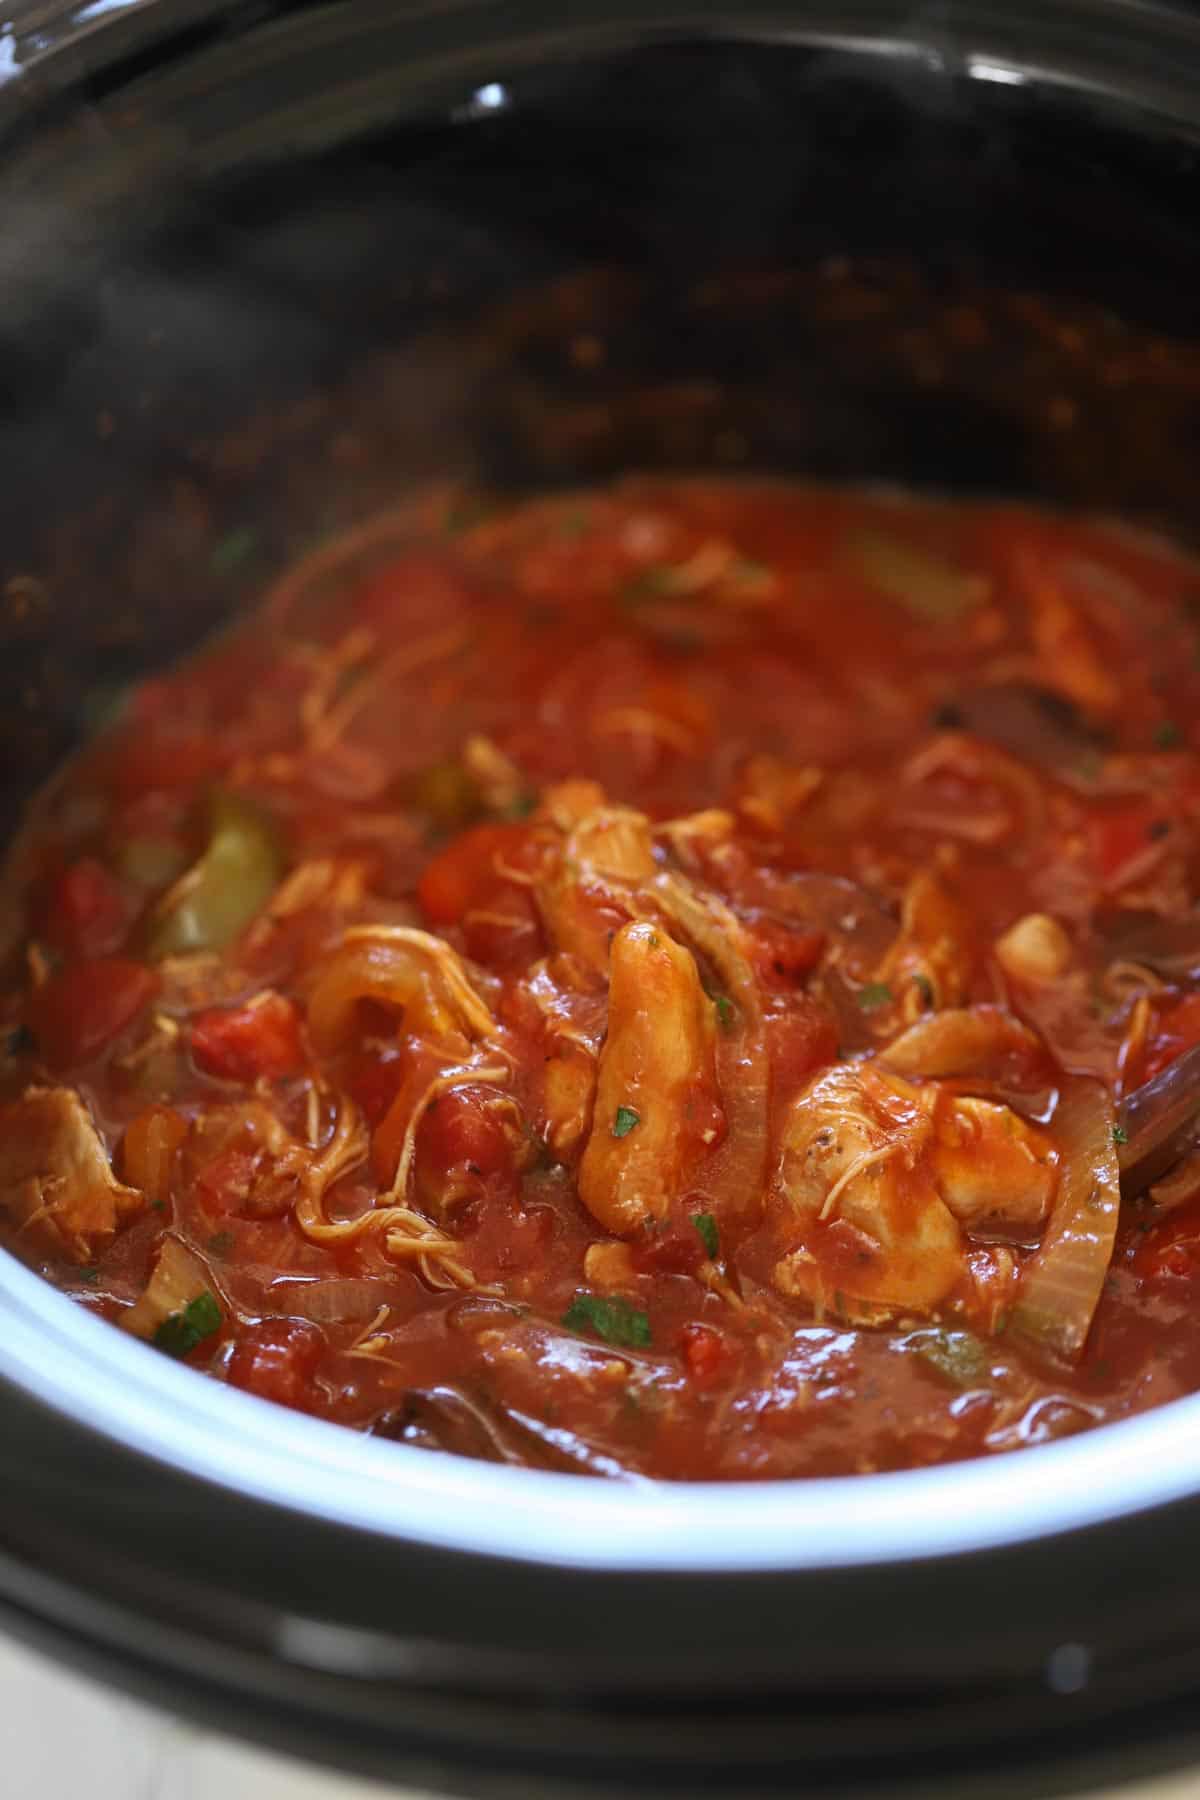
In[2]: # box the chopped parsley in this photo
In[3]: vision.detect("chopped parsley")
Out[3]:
[912,973,935,1010]
[206,1230,234,1256]
[691,1212,720,1259]
[622,565,678,604]
[210,526,257,575]
[502,786,539,820]
[858,981,893,1011]
[563,1292,652,1348]
[612,1105,641,1139]
[713,994,736,1030]
[1155,720,1183,749]
[1112,1123,1129,1147]
[153,1291,222,1359]
[78,1267,99,1286]
[909,1327,991,1389]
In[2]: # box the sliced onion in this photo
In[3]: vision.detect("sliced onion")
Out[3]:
[1008,1080,1120,1362]
[879,1006,1043,1084]
[267,1277,405,1325]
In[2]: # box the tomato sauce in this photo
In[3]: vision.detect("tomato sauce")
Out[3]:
[5,476,1200,1479]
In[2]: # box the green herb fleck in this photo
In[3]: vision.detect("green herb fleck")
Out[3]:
[151,1199,166,1213]
[713,994,736,1031]
[858,981,893,1011]
[622,564,678,604]
[210,526,257,575]
[1155,721,1183,749]
[501,787,538,820]
[691,1212,720,1260]
[912,973,935,1010]
[910,1327,991,1389]
[612,1105,640,1139]
[563,1292,652,1349]
[206,1230,234,1257]
[78,1267,99,1286]
[1112,1123,1129,1146]
[153,1290,222,1359]
[3,1023,34,1059]
[731,556,769,583]
[557,507,590,539]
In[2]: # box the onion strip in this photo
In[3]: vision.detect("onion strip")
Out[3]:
[1008,1080,1120,1362]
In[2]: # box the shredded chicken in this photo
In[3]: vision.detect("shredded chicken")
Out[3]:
[534,803,656,972]
[874,865,975,1021]
[772,1060,1056,1323]
[578,920,717,1235]
[0,1087,143,1263]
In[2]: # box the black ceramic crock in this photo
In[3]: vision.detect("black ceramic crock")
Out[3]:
[4,3,1200,1793]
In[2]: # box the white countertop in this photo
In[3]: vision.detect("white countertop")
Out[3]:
[4,1631,1200,1800]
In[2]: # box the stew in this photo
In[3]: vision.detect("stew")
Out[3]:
[5,476,1200,1480]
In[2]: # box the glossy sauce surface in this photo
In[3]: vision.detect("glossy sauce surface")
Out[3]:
[5,478,1200,1479]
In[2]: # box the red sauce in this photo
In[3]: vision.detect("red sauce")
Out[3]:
[4,476,1200,1479]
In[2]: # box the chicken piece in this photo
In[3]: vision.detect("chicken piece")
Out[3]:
[540,779,607,833]
[535,803,656,973]
[874,866,975,1021]
[462,734,529,814]
[773,1062,960,1319]
[736,754,824,835]
[542,1048,598,1159]
[517,954,607,1160]
[994,912,1073,983]
[0,1086,143,1263]
[930,1096,1056,1238]
[1025,566,1120,718]
[772,1060,1055,1322]
[583,1241,636,1290]
[578,920,717,1234]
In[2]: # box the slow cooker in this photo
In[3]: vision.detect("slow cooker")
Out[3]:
[4,1,1200,1792]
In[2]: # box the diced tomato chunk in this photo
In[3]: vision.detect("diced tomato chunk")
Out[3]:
[191,994,303,1083]
[28,957,159,1068]
[632,1222,707,1278]
[765,1000,841,1091]
[227,1317,324,1410]
[748,918,826,986]
[344,1049,407,1127]
[417,821,535,926]
[678,1322,726,1384]
[416,1086,517,1193]
[194,1147,261,1213]
[44,858,130,958]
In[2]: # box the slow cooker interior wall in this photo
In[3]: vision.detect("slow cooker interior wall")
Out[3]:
[2,34,1200,851]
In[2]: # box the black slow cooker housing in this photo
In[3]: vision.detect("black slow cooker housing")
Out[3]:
[4,2,1200,1793]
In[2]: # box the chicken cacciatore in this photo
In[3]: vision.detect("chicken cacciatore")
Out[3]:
[5,476,1200,1480]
